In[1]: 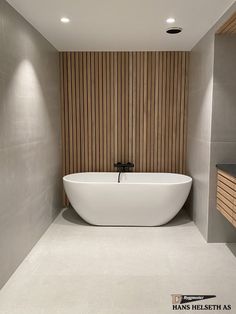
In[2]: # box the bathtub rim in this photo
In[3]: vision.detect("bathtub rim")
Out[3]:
[63,172,192,185]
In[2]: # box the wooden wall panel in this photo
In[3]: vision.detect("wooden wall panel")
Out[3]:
[217,12,236,34]
[60,52,189,181]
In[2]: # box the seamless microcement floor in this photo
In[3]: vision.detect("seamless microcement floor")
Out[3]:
[0,208,235,314]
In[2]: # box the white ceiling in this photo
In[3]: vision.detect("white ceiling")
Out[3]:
[6,0,236,51]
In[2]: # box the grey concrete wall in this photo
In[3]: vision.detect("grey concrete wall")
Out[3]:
[187,30,214,239]
[208,35,236,242]
[187,2,236,242]
[0,0,62,288]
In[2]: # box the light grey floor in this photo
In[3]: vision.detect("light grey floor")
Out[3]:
[0,208,235,314]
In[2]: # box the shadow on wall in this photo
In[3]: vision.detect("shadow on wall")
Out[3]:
[61,206,191,227]
[226,243,236,258]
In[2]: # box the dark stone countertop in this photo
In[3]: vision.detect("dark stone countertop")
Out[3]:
[216,164,236,178]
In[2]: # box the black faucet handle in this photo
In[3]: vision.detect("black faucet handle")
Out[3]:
[127,162,134,168]
[114,162,122,168]
[114,162,134,172]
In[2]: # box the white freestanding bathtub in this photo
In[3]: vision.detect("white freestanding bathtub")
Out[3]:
[63,172,192,226]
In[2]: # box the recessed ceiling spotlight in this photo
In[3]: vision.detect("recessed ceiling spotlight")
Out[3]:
[166,17,175,24]
[166,27,182,34]
[61,17,70,23]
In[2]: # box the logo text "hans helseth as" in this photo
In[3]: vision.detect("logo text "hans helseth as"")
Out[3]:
[171,294,231,311]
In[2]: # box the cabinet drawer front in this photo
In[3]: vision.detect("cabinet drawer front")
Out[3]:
[217,198,233,216]
[217,180,236,200]
[217,204,233,224]
[217,191,236,212]
[217,170,236,228]
[217,186,235,204]
[218,171,236,192]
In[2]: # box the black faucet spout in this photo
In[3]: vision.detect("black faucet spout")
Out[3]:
[114,161,134,183]
[118,171,122,183]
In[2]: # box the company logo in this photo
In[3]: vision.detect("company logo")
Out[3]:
[171,294,231,311]
[172,294,216,304]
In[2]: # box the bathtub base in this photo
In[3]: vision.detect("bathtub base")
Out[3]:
[72,207,179,227]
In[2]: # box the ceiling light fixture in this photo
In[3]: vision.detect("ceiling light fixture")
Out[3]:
[61,17,70,23]
[166,27,182,34]
[166,17,175,24]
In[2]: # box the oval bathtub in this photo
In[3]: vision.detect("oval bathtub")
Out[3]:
[63,172,192,226]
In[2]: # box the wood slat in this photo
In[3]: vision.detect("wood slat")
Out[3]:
[216,169,236,228]
[217,186,235,205]
[218,170,236,184]
[135,52,140,171]
[98,52,103,171]
[60,52,189,204]
[217,179,236,199]
[217,202,234,225]
[75,53,81,173]
[217,192,235,212]
[217,198,233,218]
[217,12,236,34]
[70,53,76,173]
[91,52,96,171]
[154,52,159,172]
[218,172,236,191]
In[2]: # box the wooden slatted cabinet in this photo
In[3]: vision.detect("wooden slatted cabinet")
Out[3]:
[217,168,236,228]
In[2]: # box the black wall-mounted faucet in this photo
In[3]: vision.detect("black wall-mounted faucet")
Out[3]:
[114,162,134,183]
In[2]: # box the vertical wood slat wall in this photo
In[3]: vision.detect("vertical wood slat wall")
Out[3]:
[217,12,236,34]
[60,51,189,181]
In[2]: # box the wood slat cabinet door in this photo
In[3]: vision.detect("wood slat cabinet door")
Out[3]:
[217,170,236,228]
